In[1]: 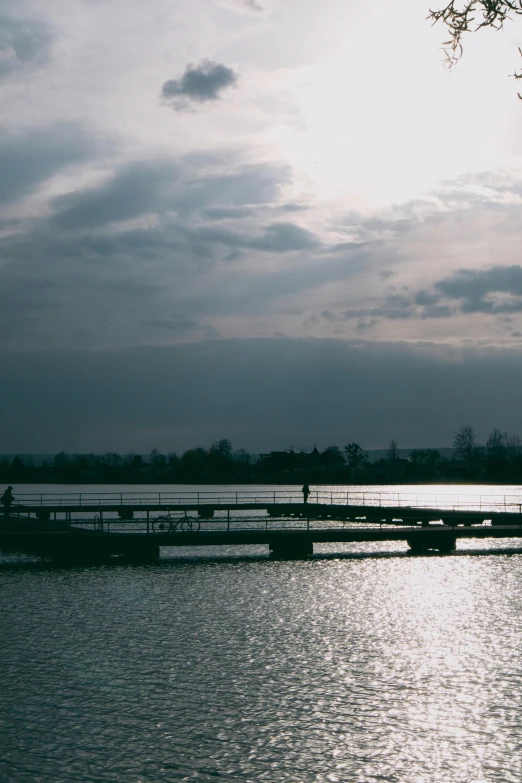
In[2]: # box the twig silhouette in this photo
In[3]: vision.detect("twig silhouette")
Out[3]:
[428,1,522,95]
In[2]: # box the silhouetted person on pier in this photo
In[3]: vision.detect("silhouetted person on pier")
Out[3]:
[1,486,14,518]
[302,483,310,504]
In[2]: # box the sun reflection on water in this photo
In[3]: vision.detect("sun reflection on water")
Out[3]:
[1,494,522,781]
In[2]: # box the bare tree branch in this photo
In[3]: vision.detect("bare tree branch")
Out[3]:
[515,46,522,97]
[428,1,522,88]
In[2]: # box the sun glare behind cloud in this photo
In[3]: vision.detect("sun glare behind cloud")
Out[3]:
[272,4,521,207]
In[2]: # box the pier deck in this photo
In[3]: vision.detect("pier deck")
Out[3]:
[1,489,522,562]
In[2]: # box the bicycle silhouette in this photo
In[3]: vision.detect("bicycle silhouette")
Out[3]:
[152,510,200,534]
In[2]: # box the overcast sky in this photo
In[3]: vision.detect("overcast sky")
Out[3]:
[1,0,522,453]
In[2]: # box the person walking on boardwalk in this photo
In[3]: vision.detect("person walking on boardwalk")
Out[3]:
[302,483,310,504]
[1,486,14,518]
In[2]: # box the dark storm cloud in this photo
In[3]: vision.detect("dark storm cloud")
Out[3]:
[176,164,288,214]
[370,265,522,321]
[200,250,367,317]
[0,12,53,77]
[418,304,454,318]
[0,125,97,206]
[203,206,252,220]
[434,265,522,313]
[315,290,441,325]
[2,338,522,452]
[413,290,439,306]
[280,203,309,213]
[0,156,312,334]
[50,158,288,230]
[189,221,319,253]
[0,213,361,351]
[11,144,522,359]
[325,300,453,323]
[315,265,522,327]
[0,131,366,352]
[0,146,325,350]
[162,60,238,108]
[52,160,180,229]
[248,222,318,252]
[2,215,318,283]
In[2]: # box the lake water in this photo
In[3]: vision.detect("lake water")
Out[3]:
[1,484,522,781]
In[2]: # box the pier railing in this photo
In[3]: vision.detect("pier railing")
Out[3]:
[28,513,522,536]
[66,517,506,536]
[11,488,522,513]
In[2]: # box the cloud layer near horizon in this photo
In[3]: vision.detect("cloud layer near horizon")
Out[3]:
[2,338,522,453]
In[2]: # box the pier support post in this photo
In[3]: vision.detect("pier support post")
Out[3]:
[48,540,114,564]
[407,533,456,554]
[34,539,161,565]
[122,542,160,564]
[269,537,313,560]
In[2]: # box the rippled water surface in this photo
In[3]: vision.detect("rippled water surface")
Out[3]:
[1,552,522,783]
[2,484,522,781]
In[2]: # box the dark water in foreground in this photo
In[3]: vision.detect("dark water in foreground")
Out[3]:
[1,553,522,782]
[1,484,522,781]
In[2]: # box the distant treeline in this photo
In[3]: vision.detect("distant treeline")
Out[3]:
[2,427,522,485]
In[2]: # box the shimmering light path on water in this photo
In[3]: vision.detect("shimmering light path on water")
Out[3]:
[1,553,522,782]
